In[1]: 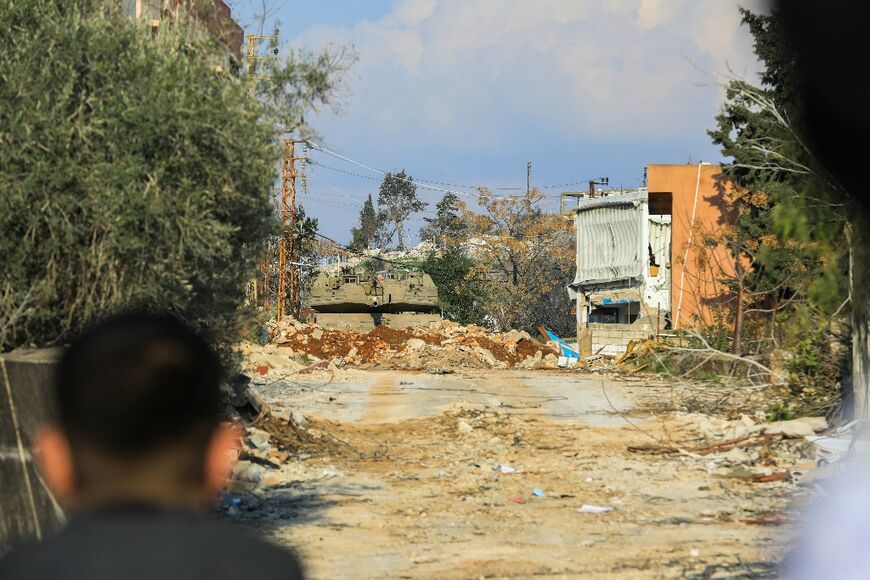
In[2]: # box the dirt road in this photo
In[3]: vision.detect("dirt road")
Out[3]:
[228,369,801,578]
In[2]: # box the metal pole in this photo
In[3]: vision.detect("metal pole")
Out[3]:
[277,140,293,321]
[245,33,278,308]
[287,140,299,316]
[527,161,532,196]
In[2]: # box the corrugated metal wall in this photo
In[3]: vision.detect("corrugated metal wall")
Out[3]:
[572,192,647,288]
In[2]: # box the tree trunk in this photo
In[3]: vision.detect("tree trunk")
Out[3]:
[396,221,404,251]
[732,256,745,355]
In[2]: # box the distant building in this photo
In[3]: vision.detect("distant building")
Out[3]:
[118,0,243,69]
[568,163,736,355]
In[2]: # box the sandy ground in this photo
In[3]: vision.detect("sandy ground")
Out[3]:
[227,369,803,579]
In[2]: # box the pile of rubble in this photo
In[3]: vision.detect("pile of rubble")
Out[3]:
[628,413,834,489]
[239,317,559,377]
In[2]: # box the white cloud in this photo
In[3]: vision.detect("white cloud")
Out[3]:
[637,0,674,29]
[293,0,766,150]
[392,0,438,25]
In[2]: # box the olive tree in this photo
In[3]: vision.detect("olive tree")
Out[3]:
[0,0,348,356]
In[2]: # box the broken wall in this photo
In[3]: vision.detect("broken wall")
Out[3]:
[647,164,737,330]
[569,190,665,354]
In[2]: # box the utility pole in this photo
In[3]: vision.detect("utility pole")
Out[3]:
[245,34,278,96]
[245,33,277,308]
[527,161,532,196]
[277,139,307,321]
[588,176,609,199]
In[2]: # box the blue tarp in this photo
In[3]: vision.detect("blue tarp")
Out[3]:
[541,326,579,358]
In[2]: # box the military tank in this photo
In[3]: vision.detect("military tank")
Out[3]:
[305,266,441,331]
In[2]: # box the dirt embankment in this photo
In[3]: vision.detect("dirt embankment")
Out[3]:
[244,318,560,375]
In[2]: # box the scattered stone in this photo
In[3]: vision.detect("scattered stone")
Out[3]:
[290,410,308,429]
[503,329,532,343]
[406,338,427,352]
[247,428,271,450]
[761,417,827,438]
[457,420,474,435]
[231,460,265,483]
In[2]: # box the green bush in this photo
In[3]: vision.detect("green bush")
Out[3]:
[422,247,488,325]
[0,1,277,355]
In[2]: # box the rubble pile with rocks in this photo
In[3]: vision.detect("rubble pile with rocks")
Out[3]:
[239,317,560,377]
[627,413,836,490]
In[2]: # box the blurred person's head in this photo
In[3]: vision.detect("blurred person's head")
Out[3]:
[777,0,870,208]
[36,311,239,511]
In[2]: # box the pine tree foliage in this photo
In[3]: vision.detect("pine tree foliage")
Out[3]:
[419,192,466,246]
[377,170,427,250]
[707,7,852,413]
[350,194,379,250]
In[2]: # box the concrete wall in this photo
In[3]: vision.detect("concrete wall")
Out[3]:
[0,349,65,553]
[589,322,655,356]
[121,1,244,64]
[647,163,736,330]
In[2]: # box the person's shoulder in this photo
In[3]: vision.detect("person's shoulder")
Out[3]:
[0,539,60,580]
[0,512,305,580]
[202,519,305,578]
[153,512,305,579]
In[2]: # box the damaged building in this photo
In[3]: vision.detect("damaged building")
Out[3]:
[567,163,735,356]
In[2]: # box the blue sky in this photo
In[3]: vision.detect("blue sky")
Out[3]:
[229,0,765,245]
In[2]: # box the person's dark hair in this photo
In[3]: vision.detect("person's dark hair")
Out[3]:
[55,311,223,464]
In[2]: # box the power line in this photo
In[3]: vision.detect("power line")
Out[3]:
[309,141,481,200]
[308,160,382,183]
[307,141,588,200]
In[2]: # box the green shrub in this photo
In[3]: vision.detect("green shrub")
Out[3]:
[422,247,488,325]
[0,1,277,356]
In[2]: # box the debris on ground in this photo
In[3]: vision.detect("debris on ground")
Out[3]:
[239,317,560,376]
[223,328,841,577]
[578,504,613,513]
[222,375,807,578]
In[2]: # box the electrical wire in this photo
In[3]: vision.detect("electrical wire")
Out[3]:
[307,141,588,200]
[308,142,481,199]
[307,160,382,183]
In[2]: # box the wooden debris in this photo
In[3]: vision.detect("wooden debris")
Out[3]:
[627,444,679,455]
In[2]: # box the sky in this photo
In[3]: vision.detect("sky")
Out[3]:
[229,0,767,245]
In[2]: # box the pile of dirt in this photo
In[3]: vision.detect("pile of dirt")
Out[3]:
[251,317,559,373]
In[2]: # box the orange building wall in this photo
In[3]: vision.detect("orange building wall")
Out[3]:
[647,163,737,330]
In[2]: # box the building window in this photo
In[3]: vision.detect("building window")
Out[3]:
[590,308,619,324]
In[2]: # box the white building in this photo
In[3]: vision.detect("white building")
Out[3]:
[567,189,671,355]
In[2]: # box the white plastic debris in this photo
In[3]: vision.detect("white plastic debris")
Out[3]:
[499,464,517,474]
[557,356,579,368]
[578,504,613,513]
[806,420,858,462]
